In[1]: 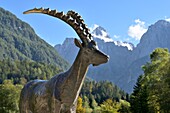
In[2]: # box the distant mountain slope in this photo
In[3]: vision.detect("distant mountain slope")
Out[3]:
[55,26,134,93]
[126,20,170,91]
[55,20,170,93]
[0,7,69,70]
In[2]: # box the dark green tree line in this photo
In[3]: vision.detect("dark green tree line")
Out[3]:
[80,80,130,112]
[0,59,62,84]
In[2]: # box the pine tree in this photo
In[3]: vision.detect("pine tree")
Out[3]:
[130,75,149,113]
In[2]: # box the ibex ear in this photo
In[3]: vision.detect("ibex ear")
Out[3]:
[74,38,82,48]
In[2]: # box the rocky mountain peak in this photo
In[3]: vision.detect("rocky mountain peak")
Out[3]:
[155,20,170,26]
[55,20,170,93]
[92,25,108,36]
[148,20,170,31]
[91,25,113,42]
[138,20,170,50]
[91,25,134,50]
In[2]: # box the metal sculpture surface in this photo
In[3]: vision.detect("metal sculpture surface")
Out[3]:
[19,8,109,113]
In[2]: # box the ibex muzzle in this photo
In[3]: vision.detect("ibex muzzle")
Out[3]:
[20,8,109,113]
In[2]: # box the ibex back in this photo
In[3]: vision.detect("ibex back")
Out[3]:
[19,8,109,113]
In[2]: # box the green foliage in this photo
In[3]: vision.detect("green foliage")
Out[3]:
[0,59,63,84]
[0,59,63,113]
[82,96,93,113]
[80,80,130,113]
[76,97,86,113]
[118,100,131,113]
[0,80,22,113]
[81,81,127,105]
[130,48,170,113]
[100,99,121,113]
[0,7,69,70]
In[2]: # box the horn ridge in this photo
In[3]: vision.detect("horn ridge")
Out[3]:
[67,10,92,40]
[23,8,92,44]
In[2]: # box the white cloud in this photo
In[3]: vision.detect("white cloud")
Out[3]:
[114,41,133,51]
[128,19,147,40]
[113,35,120,39]
[165,16,170,22]
[92,33,114,42]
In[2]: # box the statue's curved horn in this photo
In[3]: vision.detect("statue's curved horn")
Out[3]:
[23,8,92,45]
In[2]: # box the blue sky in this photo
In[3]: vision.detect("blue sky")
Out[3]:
[1,0,170,46]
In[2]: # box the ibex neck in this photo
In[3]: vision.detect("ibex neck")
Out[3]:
[67,50,89,89]
[58,50,89,103]
[70,51,89,75]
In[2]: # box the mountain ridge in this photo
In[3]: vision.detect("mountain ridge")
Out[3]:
[55,20,170,93]
[0,7,69,70]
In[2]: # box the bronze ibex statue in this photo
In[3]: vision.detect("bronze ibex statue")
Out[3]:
[19,8,109,113]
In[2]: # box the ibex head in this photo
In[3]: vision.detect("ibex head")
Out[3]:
[24,8,109,66]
